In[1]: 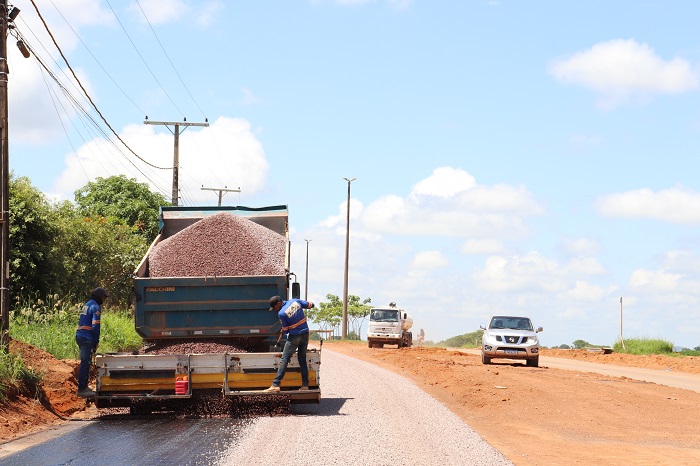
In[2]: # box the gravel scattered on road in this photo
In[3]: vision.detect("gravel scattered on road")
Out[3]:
[216,348,512,466]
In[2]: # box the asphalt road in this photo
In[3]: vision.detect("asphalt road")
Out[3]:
[0,349,512,466]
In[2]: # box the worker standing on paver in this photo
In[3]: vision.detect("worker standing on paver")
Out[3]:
[264,295,314,392]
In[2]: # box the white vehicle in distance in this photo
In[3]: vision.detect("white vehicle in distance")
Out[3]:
[480,316,543,367]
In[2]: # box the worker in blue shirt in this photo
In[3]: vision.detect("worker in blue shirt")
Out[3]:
[75,287,109,397]
[264,295,314,392]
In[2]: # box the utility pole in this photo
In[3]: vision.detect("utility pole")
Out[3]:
[304,239,311,300]
[342,177,355,339]
[619,297,625,350]
[0,2,25,353]
[201,186,240,206]
[144,118,208,205]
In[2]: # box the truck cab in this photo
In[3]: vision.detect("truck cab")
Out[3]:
[367,302,413,348]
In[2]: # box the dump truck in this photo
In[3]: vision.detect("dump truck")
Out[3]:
[367,302,413,348]
[93,205,321,412]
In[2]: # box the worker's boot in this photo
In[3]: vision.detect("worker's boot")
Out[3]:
[263,385,280,393]
[77,388,96,398]
[299,385,309,390]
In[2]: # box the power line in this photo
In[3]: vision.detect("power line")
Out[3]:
[105,0,185,119]
[48,0,147,118]
[27,0,170,171]
[135,0,206,121]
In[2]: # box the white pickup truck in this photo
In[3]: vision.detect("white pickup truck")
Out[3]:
[480,315,543,367]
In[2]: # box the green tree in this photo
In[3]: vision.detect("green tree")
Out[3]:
[8,175,61,299]
[307,294,372,339]
[53,206,148,306]
[74,175,169,241]
[572,339,590,349]
[347,295,372,339]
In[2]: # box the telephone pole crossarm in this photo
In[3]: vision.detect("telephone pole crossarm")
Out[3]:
[201,186,241,206]
[144,118,209,206]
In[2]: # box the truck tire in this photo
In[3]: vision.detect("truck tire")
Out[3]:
[368,340,373,348]
[526,356,539,367]
[481,352,491,365]
[397,340,403,349]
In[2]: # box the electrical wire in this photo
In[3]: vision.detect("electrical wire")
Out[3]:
[28,0,170,171]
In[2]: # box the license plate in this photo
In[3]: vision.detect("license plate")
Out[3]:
[505,349,518,354]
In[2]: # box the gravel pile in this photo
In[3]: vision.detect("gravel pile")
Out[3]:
[148,212,286,277]
[137,338,254,355]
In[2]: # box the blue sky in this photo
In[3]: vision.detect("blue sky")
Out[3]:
[8,0,700,348]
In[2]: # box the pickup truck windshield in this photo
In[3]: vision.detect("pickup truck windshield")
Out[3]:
[490,316,533,331]
[370,309,399,322]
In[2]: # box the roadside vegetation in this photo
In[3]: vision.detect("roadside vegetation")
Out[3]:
[614,338,700,357]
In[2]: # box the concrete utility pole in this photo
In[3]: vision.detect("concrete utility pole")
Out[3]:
[144,118,208,205]
[1,2,26,353]
[619,297,625,349]
[304,239,311,301]
[201,186,240,206]
[341,177,356,339]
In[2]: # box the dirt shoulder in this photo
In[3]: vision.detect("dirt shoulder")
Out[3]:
[1,339,87,444]
[323,341,700,466]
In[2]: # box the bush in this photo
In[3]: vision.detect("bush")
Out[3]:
[613,338,673,355]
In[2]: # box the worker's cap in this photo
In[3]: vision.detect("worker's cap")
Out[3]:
[92,287,109,299]
[268,295,283,311]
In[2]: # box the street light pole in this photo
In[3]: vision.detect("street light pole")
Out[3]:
[342,177,356,339]
[304,239,311,301]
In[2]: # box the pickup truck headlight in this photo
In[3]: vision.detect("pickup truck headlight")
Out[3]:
[527,336,538,344]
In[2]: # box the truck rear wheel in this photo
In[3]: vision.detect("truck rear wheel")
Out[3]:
[368,340,373,348]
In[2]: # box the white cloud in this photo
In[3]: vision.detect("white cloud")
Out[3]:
[411,251,449,269]
[563,237,602,256]
[471,252,565,293]
[560,280,612,301]
[461,239,505,255]
[53,116,267,203]
[596,187,700,224]
[358,167,544,238]
[196,1,225,27]
[549,39,699,108]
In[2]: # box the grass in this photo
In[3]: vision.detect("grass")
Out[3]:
[1,295,143,401]
[0,351,43,403]
[613,338,700,356]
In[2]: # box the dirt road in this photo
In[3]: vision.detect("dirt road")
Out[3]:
[459,348,700,392]
[323,341,700,466]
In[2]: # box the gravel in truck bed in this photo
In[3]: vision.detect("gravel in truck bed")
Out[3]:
[148,211,286,277]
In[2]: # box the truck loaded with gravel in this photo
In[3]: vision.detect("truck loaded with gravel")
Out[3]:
[93,205,321,413]
[367,302,413,348]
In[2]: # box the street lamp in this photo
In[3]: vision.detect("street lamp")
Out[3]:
[304,239,312,301]
[342,177,356,339]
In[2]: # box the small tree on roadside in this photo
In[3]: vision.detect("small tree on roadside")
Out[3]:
[572,339,590,349]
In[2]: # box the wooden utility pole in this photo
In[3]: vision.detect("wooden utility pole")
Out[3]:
[0,0,8,353]
[144,118,208,205]
[0,1,24,353]
[201,186,240,206]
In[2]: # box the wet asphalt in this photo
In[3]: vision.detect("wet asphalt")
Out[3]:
[0,417,253,466]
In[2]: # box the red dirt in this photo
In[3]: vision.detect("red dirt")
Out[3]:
[324,342,700,466]
[2,339,700,466]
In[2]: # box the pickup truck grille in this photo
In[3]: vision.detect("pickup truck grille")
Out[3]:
[497,335,526,344]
